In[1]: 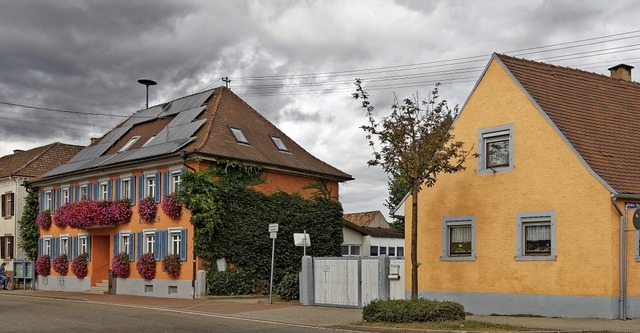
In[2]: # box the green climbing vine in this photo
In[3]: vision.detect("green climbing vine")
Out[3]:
[19,186,40,259]
[181,161,343,296]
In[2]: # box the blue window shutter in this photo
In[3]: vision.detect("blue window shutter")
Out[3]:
[55,237,60,257]
[56,188,61,209]
[137,232,143,259]
[130,176,136,205]
[87,183,92,200]
[74,186,79,202]
[162,171,169,197]
[138,176,145,201]
[129,233,135,261]
[86,236,91,261]
[73,237,78,259]
[155,172,161,203]
[180,229,187,261]
[115,179,121,200]
[39,191,44,212]
[93,182,99,200]
[153,231,161,261]
[162,230,169,259]
[38,238,43,257]
[113,233,119,255]
[107,179,113,200]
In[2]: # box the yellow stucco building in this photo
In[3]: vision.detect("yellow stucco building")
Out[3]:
[402,54,640,319]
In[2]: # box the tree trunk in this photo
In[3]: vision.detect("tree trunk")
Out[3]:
[410,181,419,300]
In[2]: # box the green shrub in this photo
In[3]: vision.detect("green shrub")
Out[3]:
[275,271,299,300]
[208,269,256,295]
[363,298,465,323]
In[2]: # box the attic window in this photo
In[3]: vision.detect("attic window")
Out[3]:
[118,136,140,152]
[270,136,288,152]
[142,136,156,147]
[230,127,249,145]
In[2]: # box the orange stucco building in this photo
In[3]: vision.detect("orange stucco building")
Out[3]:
[31,86,351,298]
[402,54,640,318]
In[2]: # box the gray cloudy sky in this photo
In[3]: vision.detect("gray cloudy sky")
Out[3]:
[1,0,639,217]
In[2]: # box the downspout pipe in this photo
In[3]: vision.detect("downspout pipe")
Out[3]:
[611,194,626,320]
[182,151,198,299]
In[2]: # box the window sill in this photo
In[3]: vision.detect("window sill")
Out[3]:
[478,166,514,175]
[440,256,475,262]
[515,255,557,261]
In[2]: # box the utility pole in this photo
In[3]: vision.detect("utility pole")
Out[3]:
[222,76,231,88]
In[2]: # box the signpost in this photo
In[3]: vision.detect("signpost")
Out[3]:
[294,231,311,256]
[268,223,278,304]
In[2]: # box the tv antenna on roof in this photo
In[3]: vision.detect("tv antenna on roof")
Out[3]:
[137,78,157,109]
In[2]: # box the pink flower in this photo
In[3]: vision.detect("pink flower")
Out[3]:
[162,254,181,279]
[111,252,131,278]
[136,253,156,280]
[36,210,52,230]
[161,194,182,220]
[71,253,88,279]
[36,255,51,276]
[52,254,69,275]
[138,197,157,223]
[56,200,132,229]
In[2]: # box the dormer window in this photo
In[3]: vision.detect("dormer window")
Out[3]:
[119,136,140,152]
[270,136,288,152]
[230,127,249,145]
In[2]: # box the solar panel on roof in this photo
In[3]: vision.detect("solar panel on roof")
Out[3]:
[68,142,112,162]
[167,106,206,127]
[160,90,211,117]
[154,119,206,145]
[122,104,165,127]
[100,125,132,143]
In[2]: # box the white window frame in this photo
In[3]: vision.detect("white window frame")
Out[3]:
[341,244,361,256]
[441,215,476,261]
[43,237,52,256]
[60,235,69,256]
[62,188,70,204]
[168,228,182,256]
[171,172,182,194]
[120,234,131,257]
[270,135,289,152]
[144,230,156,255]
[78,235,89,256]
[146,175,156,199]
[142,136,156,147]
[44,191,52,211]
[397,246,404,257]
[81,185,88,201]
[478,124,514,174]
[100,182,109,200]
[229,127,249,144]
[121,178,131,200]
[118,136,140,152]
[516,211,556,261]
[370,246,378,256]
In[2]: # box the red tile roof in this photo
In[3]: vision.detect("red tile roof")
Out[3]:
[343,210,381,227]
[496,54,640,195]
[0,143,84,178]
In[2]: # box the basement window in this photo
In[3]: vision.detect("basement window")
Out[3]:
[119,136,140,152]
[270,136,289,152]
[230,127,249,145]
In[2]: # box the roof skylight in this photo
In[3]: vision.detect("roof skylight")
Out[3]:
[118,136,140,152]
[230,127,249,144]
[270,136,288,152]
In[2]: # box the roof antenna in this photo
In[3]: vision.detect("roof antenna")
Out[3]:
[222,76,231,88]
[137,78,157,109]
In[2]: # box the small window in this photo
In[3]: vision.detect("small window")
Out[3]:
[144,232,155,254]
[43,237,52,256]
[119,136,140,152]
[270,136,288,152]
[516,211,556,261]
[146,176,156,200]
[230,127,249,144]
[142,136,156,147]
[169,230,181,256]
[44,191,52,211]
[442,216,476,261]
[60,236,69,256]
[78,236,88,256]
[370,246,378,256]
[379,246,387,255]
[81,185,88,201]
[120,234,131,257]
[341,244,360,256]
[121,179,131,200]
[388,247,396,256]
[397,247,404,257]
[478,124,514,174]
[171,172,182,194]
[100,182,109,200]
[62,189,70,204]
[0,236,14,259]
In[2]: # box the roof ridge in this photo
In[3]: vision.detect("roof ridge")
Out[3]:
[496,53,640,86]
[193,86,225,152]
[11,142,57,177]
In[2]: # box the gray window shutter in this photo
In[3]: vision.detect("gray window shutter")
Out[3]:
[113,233,119,255]
[180,229,187,261]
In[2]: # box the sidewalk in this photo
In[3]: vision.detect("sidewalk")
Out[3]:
[2,289,640,332]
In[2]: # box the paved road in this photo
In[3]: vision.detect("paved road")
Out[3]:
[0,294,353,333]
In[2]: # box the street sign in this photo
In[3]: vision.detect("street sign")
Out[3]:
[269,223,279,233]
[270,232,277,239]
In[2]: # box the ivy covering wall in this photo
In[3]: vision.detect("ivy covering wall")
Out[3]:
[181,162,343,296]
[19,186,40,259]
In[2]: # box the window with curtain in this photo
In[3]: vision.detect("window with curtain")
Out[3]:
[449,225,472,256]
[516,211,556,261]
[524,224,551,256]
[442,215,476,260]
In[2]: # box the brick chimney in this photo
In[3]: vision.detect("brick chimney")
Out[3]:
[608,64,634,81]
[90,137,99,145]
[13,149,24,154]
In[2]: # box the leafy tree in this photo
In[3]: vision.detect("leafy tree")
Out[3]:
[353,80,472,299]
[386,170,411,234]
[19,186,40,259]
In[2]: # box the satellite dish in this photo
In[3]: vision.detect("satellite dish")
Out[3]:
[633,209,640,230]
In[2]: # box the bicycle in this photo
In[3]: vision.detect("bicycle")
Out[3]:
[1,276,15,291]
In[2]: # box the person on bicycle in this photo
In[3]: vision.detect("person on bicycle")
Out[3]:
[0,262,6,287]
